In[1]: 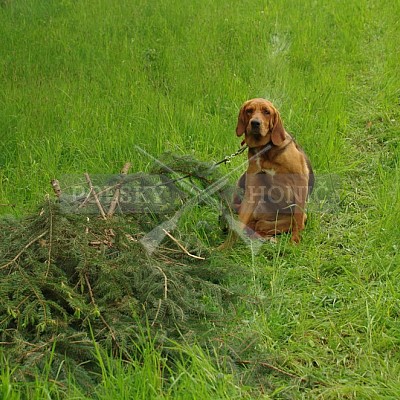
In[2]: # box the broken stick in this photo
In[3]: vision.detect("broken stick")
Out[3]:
[84,173,107,220]
[107,162,132,217]
[162,229,205,260]
[51,179,62,198]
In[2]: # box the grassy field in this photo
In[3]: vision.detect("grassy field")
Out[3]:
[1,0,400,398]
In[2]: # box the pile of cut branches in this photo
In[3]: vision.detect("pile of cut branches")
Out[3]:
[0,153,244,387]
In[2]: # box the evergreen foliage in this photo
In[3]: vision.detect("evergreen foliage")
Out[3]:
[0,154,244,387]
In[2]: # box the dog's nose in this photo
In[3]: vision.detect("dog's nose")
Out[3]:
[251,119,261,129]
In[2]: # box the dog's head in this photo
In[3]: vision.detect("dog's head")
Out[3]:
[236,98,286,148]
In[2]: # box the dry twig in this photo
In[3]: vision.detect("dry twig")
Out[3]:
[236,359,325,385]
[50,179,62,198]
[84,173,107,220]
[238,359,302,380]
[156,266,168,299]
[45,195,53,277]
[162,229,205,260]
[107,162,132,217]
[152,299,163,327]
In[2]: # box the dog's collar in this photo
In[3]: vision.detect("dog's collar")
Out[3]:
[250,137,293,156]
[241,139,273,151]
[247,141,273,155]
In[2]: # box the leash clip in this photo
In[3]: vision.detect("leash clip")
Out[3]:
[217,144,248,166]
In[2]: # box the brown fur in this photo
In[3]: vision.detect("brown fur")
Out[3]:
[231,98,313,244]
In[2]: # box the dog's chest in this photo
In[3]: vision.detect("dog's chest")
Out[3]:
[255,155,276,176]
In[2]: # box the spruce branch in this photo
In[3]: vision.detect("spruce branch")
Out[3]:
[0,152,244,386]
[0,230,48,270]
[15,263,49,328]
[84,273,132,361]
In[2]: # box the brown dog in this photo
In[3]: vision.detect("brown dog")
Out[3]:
[231,98,314,243]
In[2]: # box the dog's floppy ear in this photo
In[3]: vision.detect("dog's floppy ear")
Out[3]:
[270,108,286,145]
[235,101,249,136]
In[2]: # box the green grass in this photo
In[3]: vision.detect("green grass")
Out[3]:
[1,337,249,399]
[1,0,400,398]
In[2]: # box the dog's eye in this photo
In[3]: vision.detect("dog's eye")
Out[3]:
[262,108,270,115]
[245,108,253,115]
